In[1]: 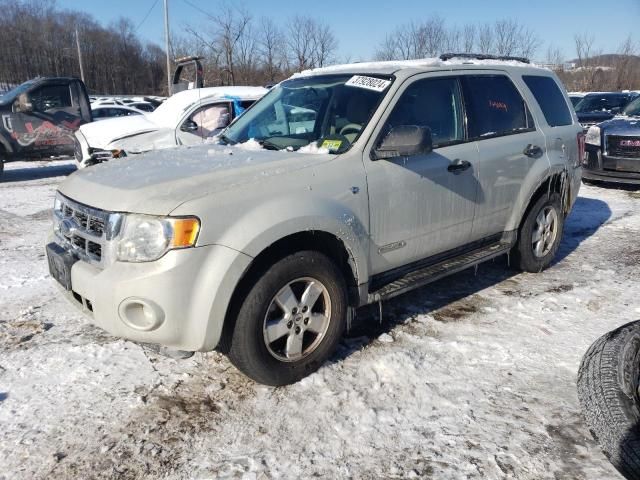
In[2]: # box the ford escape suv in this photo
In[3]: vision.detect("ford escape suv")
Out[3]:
[47,54,583,386]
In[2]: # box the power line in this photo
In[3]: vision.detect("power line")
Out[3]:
[136,0,160,32]
[181,0,217,22]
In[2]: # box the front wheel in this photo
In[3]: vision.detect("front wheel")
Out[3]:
[228,251,347,386]
[512,192,564,272]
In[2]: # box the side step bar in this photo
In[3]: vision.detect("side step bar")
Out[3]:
[368,242,512,303]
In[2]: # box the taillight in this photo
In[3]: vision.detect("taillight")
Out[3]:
[577,132,586,167]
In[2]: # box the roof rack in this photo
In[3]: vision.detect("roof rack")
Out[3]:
[440,53,530,64]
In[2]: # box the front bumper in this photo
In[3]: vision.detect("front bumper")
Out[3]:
[583,146,640,185]
[48,242,252,351]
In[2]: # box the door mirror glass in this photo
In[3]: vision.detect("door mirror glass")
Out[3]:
[14,93,33,113]
[180,120,199,132]
[375,125,433,159]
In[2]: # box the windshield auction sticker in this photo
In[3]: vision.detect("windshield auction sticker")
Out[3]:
[345,75,391,92]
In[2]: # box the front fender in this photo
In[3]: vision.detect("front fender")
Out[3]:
[174,193,371,286]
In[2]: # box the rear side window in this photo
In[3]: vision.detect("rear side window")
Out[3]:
[523,75,572,127]
[462,75,534,139]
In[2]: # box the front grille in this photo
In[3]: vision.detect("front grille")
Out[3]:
[53,194,113,266]
[607,135,640,159]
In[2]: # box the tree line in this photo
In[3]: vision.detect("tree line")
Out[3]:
[0,0,166,95]
[0,0,638,96]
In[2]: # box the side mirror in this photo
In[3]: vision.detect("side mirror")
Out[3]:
[374,125,433,160]
[14,93,33,113]
[180,120,199,132]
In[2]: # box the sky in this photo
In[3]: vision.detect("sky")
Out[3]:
[57,0,640,62]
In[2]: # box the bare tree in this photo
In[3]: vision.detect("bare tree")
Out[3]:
[258,17,286,83]
[477,23,494,54]
[313,22,338,68]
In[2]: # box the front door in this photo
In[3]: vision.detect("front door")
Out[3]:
[176,102,232,145]
[364,75,479,275]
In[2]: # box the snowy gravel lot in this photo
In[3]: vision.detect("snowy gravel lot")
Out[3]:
[1,159,639,479]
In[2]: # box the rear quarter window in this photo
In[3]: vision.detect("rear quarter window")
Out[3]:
[522,75,573,127]
[462,75,534,139]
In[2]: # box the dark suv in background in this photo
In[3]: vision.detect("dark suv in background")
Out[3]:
[583,96,640,185]
[575,91,639,130]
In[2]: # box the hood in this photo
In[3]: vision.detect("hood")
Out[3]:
[58,143,333,215]
[78,115,160,149]
[111,128,177,153]
[599,116,640,136]
[577,111,615,123]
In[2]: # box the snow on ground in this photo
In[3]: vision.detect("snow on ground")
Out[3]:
[1,159,639,479]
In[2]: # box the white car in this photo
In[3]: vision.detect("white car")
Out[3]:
[75,86,267,167]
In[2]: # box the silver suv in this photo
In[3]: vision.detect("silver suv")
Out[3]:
[47,54,584,385]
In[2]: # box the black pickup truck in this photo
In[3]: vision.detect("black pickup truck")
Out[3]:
[0,77,92,177]
[583,96,640,185]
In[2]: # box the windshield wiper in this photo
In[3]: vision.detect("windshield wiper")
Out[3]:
[218,133,236,145]
[260,139,283,151]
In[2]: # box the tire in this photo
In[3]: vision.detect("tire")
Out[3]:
[577,321,640,480]
[228,251,347,386]
[512,192,564,272]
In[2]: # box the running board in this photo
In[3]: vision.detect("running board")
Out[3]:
[368,242,512,302]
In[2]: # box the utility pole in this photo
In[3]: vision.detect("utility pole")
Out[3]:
[164,0,171,95]
[75,28,85,83]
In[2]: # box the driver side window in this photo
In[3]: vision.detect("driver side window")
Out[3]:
[185,103,231,137]
[382,77,464,149]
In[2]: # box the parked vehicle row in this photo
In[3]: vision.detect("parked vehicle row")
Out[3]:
[47,54,583,385]
[74,86,267,167]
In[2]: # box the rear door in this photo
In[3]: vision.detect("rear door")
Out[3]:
[462,73,546,241]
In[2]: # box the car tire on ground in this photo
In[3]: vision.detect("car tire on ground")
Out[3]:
[577,320,640,480]
[513,192,564,273]
[228,250,347,386]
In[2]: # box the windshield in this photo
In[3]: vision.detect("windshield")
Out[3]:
[623,97,640,116]
[222,74,393,153]
[575,94,632,113]
[0,79,37,105]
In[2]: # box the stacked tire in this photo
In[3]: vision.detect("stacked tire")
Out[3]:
[577,321,640,480]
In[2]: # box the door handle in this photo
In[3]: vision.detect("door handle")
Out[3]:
[447,159,472,173]
[524,144,544,158]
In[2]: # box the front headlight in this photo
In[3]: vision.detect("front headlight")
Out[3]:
[585,126,601,147]
[116,214,200,263]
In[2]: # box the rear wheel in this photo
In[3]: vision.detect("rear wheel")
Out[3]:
[512,192,564,272]
[228,251,347,386]
[577,321,640,480]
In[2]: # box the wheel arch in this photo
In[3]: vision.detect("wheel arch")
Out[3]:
[509,167,571,234]
[217,229,362,354]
